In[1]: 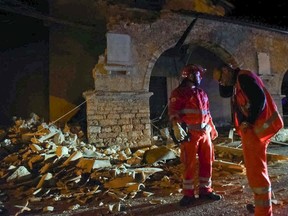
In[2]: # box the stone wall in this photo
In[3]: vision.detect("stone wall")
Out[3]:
[84,90,152,148]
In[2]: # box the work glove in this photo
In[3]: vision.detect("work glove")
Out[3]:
[172,122,187,141]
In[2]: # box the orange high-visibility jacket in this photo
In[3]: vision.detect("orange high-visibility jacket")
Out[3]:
[233,70,283,142]
[168,85,215,130]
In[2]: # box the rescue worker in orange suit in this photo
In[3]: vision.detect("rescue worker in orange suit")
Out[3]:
[168,64,222,206]
[213,64,283,216]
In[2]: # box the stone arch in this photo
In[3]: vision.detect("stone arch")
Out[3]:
[143,39,179,90]
[143,39,240,91]
[194,41,239,67]
[143,40,240,90]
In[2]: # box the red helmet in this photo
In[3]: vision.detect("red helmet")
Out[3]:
[180,64,206,79]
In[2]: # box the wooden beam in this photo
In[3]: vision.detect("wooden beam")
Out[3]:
[270,140,288,146]
[215,145,288,162]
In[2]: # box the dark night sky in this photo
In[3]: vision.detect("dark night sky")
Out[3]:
[227,0,288,28]
[1,0,288,51]
[2,0,288,29]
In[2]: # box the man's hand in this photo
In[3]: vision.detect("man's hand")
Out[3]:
[172,122,187,141]
[210,128,218,140]
[206,124,218,140]
[240,121,252,133]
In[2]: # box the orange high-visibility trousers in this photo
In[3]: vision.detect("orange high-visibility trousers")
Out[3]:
[180,130,214,197]
[241,127,272,216]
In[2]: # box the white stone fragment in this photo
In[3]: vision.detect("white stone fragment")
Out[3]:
[55,146,69,157]
[63,151,83,165]
[7,166,31,182]
[43,206,54,212]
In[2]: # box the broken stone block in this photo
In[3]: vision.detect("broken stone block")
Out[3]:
[142,146,176,164]
[133,167,163,176]
[6,166,31,182]
[55,146,69,158]
[76,158,112,173]
[104,175,135,189]
[53,132,65,145]
[37,126,60,143]
[63,151,83,166]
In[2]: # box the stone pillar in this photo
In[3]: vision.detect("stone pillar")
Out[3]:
[83,90,153,149]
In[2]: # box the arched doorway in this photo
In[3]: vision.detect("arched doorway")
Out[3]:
[148,43,235,137]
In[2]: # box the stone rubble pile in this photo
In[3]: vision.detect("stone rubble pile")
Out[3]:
[0,113,264,215]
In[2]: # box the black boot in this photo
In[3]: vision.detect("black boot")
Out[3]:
[246,203,255,213]
[199,191,222,200]
[179,195,195,206]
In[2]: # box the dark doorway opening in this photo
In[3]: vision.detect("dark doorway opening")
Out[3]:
[281,70,288,126]
[149,76,169,135]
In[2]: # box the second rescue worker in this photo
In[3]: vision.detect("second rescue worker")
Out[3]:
[168,64,222,206]
[213,64,284,215]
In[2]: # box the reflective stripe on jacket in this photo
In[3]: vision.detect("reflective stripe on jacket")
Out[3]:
[168,86,212,126]
[233,70,283,142]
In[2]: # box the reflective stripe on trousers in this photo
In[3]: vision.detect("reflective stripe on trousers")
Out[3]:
[182,179,194,190]
[199,177,212,188]
[252,186,272,205]
[254,198,272,207]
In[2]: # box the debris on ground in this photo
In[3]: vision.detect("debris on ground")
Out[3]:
[0,114,288,215]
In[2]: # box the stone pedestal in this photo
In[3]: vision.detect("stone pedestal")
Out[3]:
[83,90,152,148]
